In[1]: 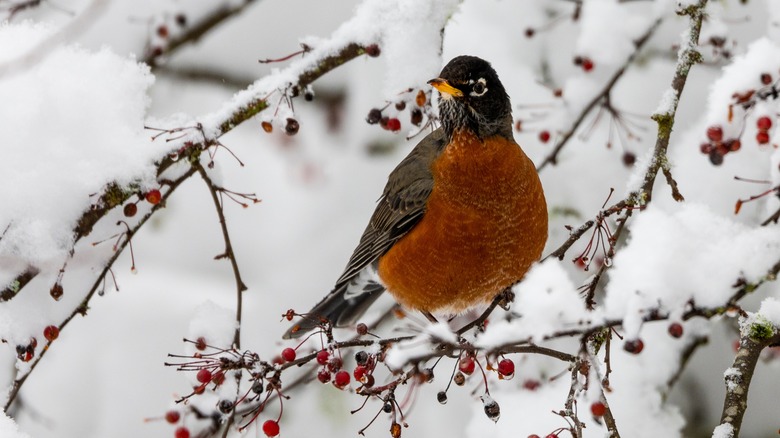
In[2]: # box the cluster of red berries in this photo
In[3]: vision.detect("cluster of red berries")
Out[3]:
[700,125,740,165]
[123,188,162,218]
[366,89,429,132]
[755,116,773,145]
[312,349,354,389]
[15,325,61,363]
[574,56,595,73]
[147,13,187,59]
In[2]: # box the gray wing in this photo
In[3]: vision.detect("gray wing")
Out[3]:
[283,129,447,338]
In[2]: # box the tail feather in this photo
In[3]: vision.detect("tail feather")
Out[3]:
[282,281,385,339]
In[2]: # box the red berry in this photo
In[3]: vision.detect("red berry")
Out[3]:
[706,125,723,142]
[145,189,162,205]
[364,44,381,57]
[539,130,551,143]
[327,357,343,372]
[668,322,684,338]
[196,369,212,384]
[174,426,190,438]
[334,370,350,389]
[458,356,476,375]
[546,434,558,438]
[386,118,401,132]
[591,401,606,417]
[157,25,169,38]
[699,143,713,154]
[528,435,541,438]
[317,368,331,383]
[43,325,59,342]
[281,347,296,363]
[165,410,180,424]
[497,358,515,377]
[262,420,280,437]
[353,365,367,381]
[761,73,773,85]
[523,379,540,391]
[316,350,330,365]
[212,371,225,385]
[123,203,137,217]
[195,337,207,350]
[581,58,594,72]
[356,323,368,335]
[728,139,741,152]
[623,339,644,354]
[757,131,770,145]
[757,116,773,131]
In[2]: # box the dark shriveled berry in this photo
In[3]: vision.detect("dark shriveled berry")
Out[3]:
[356,323,369,335]
[410,108,423,126]
[366,108,382,125]
[355,351,369,365]
[395,101,406,111]
[709,150,724,166]
[218,400,234,413]
[50,283,64,300]
[454,371,466,386]
[482,395,500,422]
[284,118,300,136]
[437,391,448,404]
[383,401,393,413]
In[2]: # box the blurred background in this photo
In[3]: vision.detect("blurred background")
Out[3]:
[2,0,780,437]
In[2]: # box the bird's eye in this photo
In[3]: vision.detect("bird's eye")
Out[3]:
[470,79,487,97]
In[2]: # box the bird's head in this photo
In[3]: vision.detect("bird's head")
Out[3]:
[428,56,512,141]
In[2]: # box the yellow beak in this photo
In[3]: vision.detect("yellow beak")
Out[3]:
[428,78,463,97]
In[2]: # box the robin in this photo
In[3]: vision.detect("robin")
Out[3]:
[284,55,547,339]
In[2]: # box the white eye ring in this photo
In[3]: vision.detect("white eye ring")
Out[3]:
[470,78,487,97]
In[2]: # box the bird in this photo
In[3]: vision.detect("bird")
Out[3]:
[284,55,548,339]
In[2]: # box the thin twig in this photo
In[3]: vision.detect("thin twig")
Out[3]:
[143,1,261,68]
[536,17,663,171]
[3,166,196,411]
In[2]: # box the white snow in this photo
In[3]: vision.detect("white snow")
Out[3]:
[756,297,780,327]
[476,260,590,347]
[0,23,160,272]
[712,422,734,438]
[605,203,780,336]
[0,411,30,438]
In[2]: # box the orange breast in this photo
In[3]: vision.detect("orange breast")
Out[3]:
[377,130,548,314]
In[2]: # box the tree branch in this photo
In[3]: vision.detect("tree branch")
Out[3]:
[3,165,196,411]
[143,0,262,68]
